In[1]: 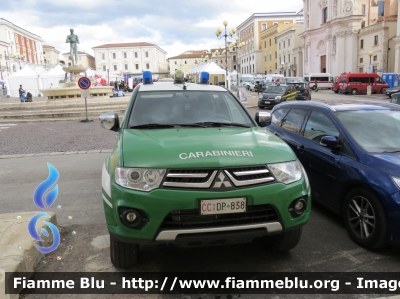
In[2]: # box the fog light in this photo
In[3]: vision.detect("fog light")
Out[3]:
[121,209,142,228]
[289,198,307,216]
[126,212,137,222]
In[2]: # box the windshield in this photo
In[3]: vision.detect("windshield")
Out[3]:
[337,109,400,152]
[241,77,253,82]
[128,91,254,128]
[265,86,286,94]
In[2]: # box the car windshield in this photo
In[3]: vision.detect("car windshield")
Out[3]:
[265,86,286,94]
[337,109,400,152]
[128,91,254,128]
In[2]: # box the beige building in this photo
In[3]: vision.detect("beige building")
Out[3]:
[260,23,298,75]
[168,48,238,78]
[62,51,95,69]
[301,0,398,76]
[0,41,9,80]
[92,42,168,78]
[394,0,400,72]
[43,45,61,67]
[276,25,304,77]
[358,20,397,73]
[237,12,303,75]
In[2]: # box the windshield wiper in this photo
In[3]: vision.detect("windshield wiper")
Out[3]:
[130,124,175,129]
[195,122,250,128]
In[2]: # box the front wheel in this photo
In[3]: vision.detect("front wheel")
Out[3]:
[260,227,302,251]
[381,88,387,94]
[343,188,389,249]
[351,89,358,95]
[110,235,139,269]
[334,90,339,94]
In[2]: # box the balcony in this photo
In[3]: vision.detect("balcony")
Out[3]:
[290,64,297,70]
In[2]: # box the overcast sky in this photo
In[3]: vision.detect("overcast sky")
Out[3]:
[2,0,303,59]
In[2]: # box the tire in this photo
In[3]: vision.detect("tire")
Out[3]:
[247,85,250,90]
[380,88,387,94]
[110,234,139,269]
[343,188,389,249]
[351,89,357,95]
[334,90,339,94]
[261,227,302,251]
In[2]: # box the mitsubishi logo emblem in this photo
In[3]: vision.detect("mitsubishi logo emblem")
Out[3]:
[213,171,232,188]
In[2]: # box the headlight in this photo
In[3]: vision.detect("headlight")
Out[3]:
[259,95,263,99]
[392,176,400,189]
[115,167,166,192]
[268,161,302,184]
[275,96,281,100]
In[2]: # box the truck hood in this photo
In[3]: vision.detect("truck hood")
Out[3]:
[121,127,295,168]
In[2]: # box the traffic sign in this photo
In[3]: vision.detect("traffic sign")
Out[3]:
[80,90,90,98]
[367,65,373,74]
[78,77,91,90]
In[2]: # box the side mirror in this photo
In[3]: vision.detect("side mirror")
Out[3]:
[320,136,338,149]
[255,111,271,127]
[99,113,120,132]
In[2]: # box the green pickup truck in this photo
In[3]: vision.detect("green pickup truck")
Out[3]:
[100,70,311,268]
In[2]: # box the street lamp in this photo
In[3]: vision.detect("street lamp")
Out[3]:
[215,20,237,89]
[367,50,374,96]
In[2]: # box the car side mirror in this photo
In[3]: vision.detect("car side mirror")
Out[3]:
[320,136,338,149]
[255,112,271,127]
[99,113,120,132]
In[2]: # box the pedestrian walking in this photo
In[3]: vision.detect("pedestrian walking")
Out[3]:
[18,85,26,102]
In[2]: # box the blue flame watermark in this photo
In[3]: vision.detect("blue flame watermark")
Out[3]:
[28,163,61,254]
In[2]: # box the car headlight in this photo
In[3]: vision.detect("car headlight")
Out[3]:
[268,161,302,184]
[259,95,263,99]
[275,96,281,100]
[392,176,400,189]
[115,167,166,192]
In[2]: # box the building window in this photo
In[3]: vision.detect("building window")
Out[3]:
[362,4,366,15]
[279,43,281,50]
[264,41,266,48]
[275,62,277,69]
[373,66,377,72]
[125,64,128,70]
[374,35,378,46]
[269,39,271,46]
[373,55,377,62]
[288,54,291,62]
[184,61,187,64]
[195,60,198,64]
[112,53,116,59]
[283,41,285,48]
[103,65,106,71]
[262,23,266,30]
[135,64,139,70]
[359,67,364,72]
[360,39,364,49]
[113,65,117,71]
[123,52,127,58]
[361,21,365,28]
[288,39,290,47]
[102,53,105,59]
[145,52,149,58]
[275,51,277,58]
[135,52,138,58]
[233,55,236,62]
[323,7,328,23]
[174,61,177,65]
[378,1,385,16]
[146,63,149,69]
[360,58,363,63]
[269,53,272,60]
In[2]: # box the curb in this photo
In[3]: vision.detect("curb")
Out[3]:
[0,212,57,299]
[0,149,113,159]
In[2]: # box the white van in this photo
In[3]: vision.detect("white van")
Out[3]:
[284,77,305,84]
[304,73,334,89]
[263,74,284,83]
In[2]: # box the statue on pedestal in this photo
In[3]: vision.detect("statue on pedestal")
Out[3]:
[66,28,79,66]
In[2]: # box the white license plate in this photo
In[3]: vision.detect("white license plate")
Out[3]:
[264,101,270,104]
[200,197,247,215]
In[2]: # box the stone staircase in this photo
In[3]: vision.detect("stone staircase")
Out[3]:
[0,96,131,123]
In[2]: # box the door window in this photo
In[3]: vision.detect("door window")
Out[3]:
[281,109,308,134]
[303,111,339,143]
[271,107,290,126]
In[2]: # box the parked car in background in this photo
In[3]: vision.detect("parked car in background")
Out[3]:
[386,87,400,98]
[287,82,311,101]
[338,72,389,95]
[258,84,297,109]
[239,74,254,90]
[263,101,400,249]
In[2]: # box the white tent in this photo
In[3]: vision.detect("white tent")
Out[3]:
[6,65,43,97]
[40,65,67,89]
[190,62,226,85]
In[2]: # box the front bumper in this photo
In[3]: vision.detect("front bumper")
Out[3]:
[103,178,311,244]
[258,99,280,108]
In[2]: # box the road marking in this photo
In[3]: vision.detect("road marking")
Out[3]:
[0,124,17,132]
